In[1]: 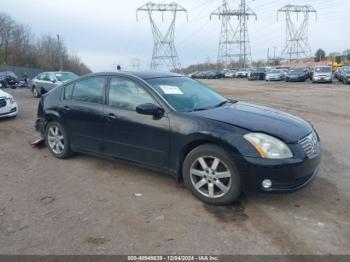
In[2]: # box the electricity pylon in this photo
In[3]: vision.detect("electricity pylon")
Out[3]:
[278,5,317,61]
[211,0,256,68]
[136,2,188,71]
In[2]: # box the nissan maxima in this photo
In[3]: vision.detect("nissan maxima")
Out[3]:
[35,72,321,205]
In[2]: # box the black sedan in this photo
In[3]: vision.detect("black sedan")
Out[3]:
[0,71,19,88]
[35,71,321,205]
[248,68,266,80]
[285,68,309,82]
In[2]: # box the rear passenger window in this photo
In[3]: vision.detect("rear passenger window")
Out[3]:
[72,77,106,104]
[64,83,75,100]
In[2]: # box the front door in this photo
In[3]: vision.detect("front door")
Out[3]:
[103,76,170,169]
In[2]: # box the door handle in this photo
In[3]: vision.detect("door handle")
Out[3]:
[105,113,117,121]
[63,106,71,112]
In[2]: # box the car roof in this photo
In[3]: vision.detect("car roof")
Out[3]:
[44,71,75,74]
[87,71,183,80]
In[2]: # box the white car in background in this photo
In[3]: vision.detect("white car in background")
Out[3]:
[0,89,18,118]
[235,68,249,78]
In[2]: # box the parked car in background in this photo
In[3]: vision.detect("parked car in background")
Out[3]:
[285,68,309,82]
[35,71,321,205]
[0,89,18,118]
[312,66,333,83]
[0,71,19,89]
[265,69,286,81]
[235,68,248,78]
[248,67,266,80]
[201,71,224,79]
[189,71,199,78]
[305,67,313,80]
[335,67,342,80]
[338,66,350,84]
[194,71,206,79]
[31,71,78,97]
[224,69,237,78]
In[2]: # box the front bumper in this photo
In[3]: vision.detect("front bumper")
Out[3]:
[286,76,305,82]
[241,152,321,192]
[313,77,332,83]
[266,76,283,81]
[0,104,18,118]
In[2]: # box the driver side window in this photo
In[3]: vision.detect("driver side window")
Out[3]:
[43,73,52,82]
[108,77,155,111]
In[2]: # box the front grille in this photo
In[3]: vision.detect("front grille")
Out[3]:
[0,98,6,108]
[299,131,318,158]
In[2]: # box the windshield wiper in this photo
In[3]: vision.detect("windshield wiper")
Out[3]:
[214,100,230,108]
[191,107,209,112]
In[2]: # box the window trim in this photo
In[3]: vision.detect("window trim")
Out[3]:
[69,76,108,105]
[106,76,159,112]
[63,82,76,100]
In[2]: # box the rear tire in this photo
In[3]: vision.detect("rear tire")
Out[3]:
[182,144,240,205]
[45,121,72,159]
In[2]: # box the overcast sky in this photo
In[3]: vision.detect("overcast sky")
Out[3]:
[1,0,349,71]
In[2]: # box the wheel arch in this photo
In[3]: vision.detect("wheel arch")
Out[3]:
[176,135,243,181]
[43,111,64,132]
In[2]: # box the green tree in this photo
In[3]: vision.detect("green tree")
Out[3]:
[314,48,326,62]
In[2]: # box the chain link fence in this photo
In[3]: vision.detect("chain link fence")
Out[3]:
[0,65,46,79]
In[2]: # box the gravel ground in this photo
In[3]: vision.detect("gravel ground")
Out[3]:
[0,79,349,255]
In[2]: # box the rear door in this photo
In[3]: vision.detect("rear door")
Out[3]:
[60,76,107,153]
[103,76,170,168]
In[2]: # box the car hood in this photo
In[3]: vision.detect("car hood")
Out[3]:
[267,73,282,77]
[189,101,312,143]
[0,89,11,98]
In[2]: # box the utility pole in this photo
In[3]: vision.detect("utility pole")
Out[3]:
[277,5,317,62]
[211,0,256,69]
[57,34,63,71]
[273,46,277,66]
[136,2,188,71]
[267,48,270,66]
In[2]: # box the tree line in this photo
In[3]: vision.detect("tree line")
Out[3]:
[0,12,91,75]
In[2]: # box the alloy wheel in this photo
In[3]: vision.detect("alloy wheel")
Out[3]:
[190,156,232,198]
[47,125,65,155]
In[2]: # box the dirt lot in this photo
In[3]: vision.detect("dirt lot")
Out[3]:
[0,79,349,255]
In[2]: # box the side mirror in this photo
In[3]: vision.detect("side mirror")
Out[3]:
[40,88,47,95]
[51,79,56,83]
[136,103,164,118]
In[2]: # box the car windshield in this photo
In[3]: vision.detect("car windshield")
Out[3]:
[269,69,281,73]
[146,77,227,112]
[315,67,332,73]
[55,72,78,82]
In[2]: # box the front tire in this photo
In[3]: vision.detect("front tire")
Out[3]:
[45,121,72,159]
[32,86,40,98]
[182,144,240,205]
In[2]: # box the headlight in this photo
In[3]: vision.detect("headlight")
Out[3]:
[244,133,293,159]
[7,96,15,104]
